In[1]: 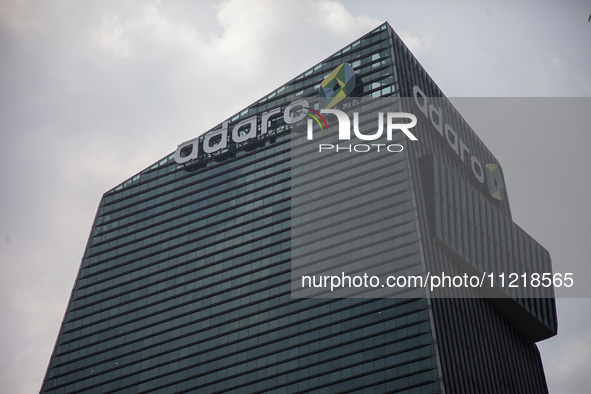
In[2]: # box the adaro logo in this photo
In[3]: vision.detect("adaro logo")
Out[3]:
[305,63,418,144]
[486,163,505,201]
[412,85,506,202]
[319,63,356,109]
[174,62,415,163]
[173,64,354,165]
[305,63,418,145]
[300,62,357,134]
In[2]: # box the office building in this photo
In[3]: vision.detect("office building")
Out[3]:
[41,23,556,393]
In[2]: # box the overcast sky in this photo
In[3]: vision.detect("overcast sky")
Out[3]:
[1,1,590,393]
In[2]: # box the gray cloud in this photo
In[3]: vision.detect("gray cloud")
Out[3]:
[0,1,589,393]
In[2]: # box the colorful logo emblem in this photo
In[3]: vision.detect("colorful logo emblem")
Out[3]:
[319,63,356,109]
[486,163,505,201]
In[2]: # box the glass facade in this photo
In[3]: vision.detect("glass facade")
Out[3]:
[41,23,555,393]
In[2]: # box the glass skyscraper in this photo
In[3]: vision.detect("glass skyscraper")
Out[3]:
[41,23,556,393]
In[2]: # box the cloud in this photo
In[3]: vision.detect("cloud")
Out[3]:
[398,30,432,55]
[88,0,383,141]
[94,0,380,81]
[312,0,378,35]
[96,14,134,59]
[528,46,591,97]
[576,74,591,95]
[0,0,42,36]
[543,324,591,393]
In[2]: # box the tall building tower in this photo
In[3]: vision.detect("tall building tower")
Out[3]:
[42,23,556,393]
